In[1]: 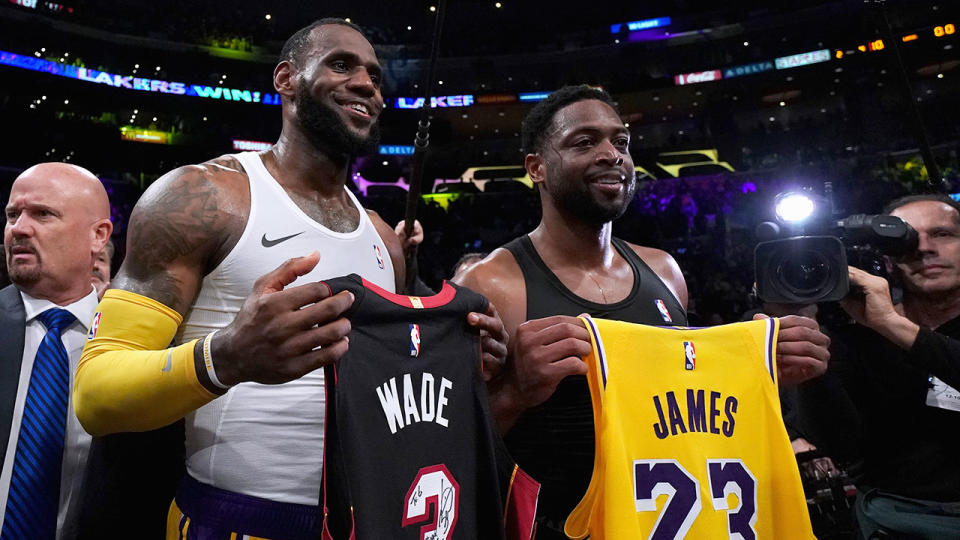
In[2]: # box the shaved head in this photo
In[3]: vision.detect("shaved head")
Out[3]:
[5,162,113,303]
[18,162,111,219]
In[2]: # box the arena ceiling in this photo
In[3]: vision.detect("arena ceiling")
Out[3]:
[83,0,851,56]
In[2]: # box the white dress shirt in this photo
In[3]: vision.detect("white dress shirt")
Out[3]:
[0,287,99,539]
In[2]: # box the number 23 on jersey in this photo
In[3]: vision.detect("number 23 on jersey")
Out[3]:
[566,317,815,539]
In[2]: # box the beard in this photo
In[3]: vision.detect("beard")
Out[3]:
[296,89,380,159]
[5,243,42,286]
[547,171,637,226]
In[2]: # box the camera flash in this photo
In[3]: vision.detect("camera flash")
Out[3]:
[776,193,816,223]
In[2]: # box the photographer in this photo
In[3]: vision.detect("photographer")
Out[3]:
[800,194,960,539]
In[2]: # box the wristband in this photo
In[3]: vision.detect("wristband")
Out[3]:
[203,330,231,390]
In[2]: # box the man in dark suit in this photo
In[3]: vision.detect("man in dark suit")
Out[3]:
[0,163,112,539]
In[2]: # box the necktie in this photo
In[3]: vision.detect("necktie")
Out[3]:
[1,308,76,540]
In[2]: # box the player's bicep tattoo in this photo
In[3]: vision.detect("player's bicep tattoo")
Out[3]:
[116,168,230,312]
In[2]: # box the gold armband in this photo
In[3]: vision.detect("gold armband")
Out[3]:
[75,289,218,436]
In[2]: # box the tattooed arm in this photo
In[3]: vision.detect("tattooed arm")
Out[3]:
[110,156,248,314]
[76,156,355,434]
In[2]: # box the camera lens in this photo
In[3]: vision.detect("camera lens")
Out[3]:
[775,250,832,295]
[754,235,848,303]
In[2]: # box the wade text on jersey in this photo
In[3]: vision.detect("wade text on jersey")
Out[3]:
[376,372,453,434]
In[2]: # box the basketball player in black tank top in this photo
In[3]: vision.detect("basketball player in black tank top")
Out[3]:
[454,86,832,538]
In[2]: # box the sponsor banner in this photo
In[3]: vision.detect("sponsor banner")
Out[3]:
[674,69,723,85]
[379,145,415,155]
[775,49,831,70]
[723,61,774,79]
[120,127,170,145]
[232,139,272,151]
[476,93,517,105]
[611,16,672,33]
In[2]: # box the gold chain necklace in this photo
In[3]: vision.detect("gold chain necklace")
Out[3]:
[587,273,609,303]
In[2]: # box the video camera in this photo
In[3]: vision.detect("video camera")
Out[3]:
[754,190,918,304]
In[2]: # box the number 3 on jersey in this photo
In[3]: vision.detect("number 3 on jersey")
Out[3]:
[402,464,459,540]
[634,458,757,540]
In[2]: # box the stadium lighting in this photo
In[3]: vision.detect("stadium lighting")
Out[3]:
[775,192,816,224]
[265,14,271,20]
[429,6,436,12]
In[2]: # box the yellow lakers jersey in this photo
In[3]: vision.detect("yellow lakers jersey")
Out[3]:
[565,317,814,540]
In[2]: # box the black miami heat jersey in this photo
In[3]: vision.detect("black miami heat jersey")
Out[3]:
[319,274,539,540]
[566,317,814,539]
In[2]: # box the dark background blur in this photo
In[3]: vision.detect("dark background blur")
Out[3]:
[2,0,959,324]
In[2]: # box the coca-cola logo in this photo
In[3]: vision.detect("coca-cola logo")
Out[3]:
[674,70,722,85]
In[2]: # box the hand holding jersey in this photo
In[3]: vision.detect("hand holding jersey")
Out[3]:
[494,315,591,422]
[74,251,357,435]
[209,251,354,387]
[752,314,830,384]
[467,302,510,382]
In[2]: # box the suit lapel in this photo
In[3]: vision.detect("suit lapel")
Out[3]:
[0,285,25,468]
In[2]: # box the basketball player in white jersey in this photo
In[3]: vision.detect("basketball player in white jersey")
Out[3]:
[73,19,507,537]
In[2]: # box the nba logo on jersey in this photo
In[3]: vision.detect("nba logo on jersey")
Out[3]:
[409,324,421,357]
[683,341,696,370]
[374,244,385,269]
[655,299,673,323]
[88,312,101,340]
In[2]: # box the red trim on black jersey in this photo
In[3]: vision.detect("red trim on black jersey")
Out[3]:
[360,277,457,308]
[504,465,540,540]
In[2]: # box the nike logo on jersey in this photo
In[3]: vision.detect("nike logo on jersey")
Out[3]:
[161,350,173,372]
[261,231,304,247]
